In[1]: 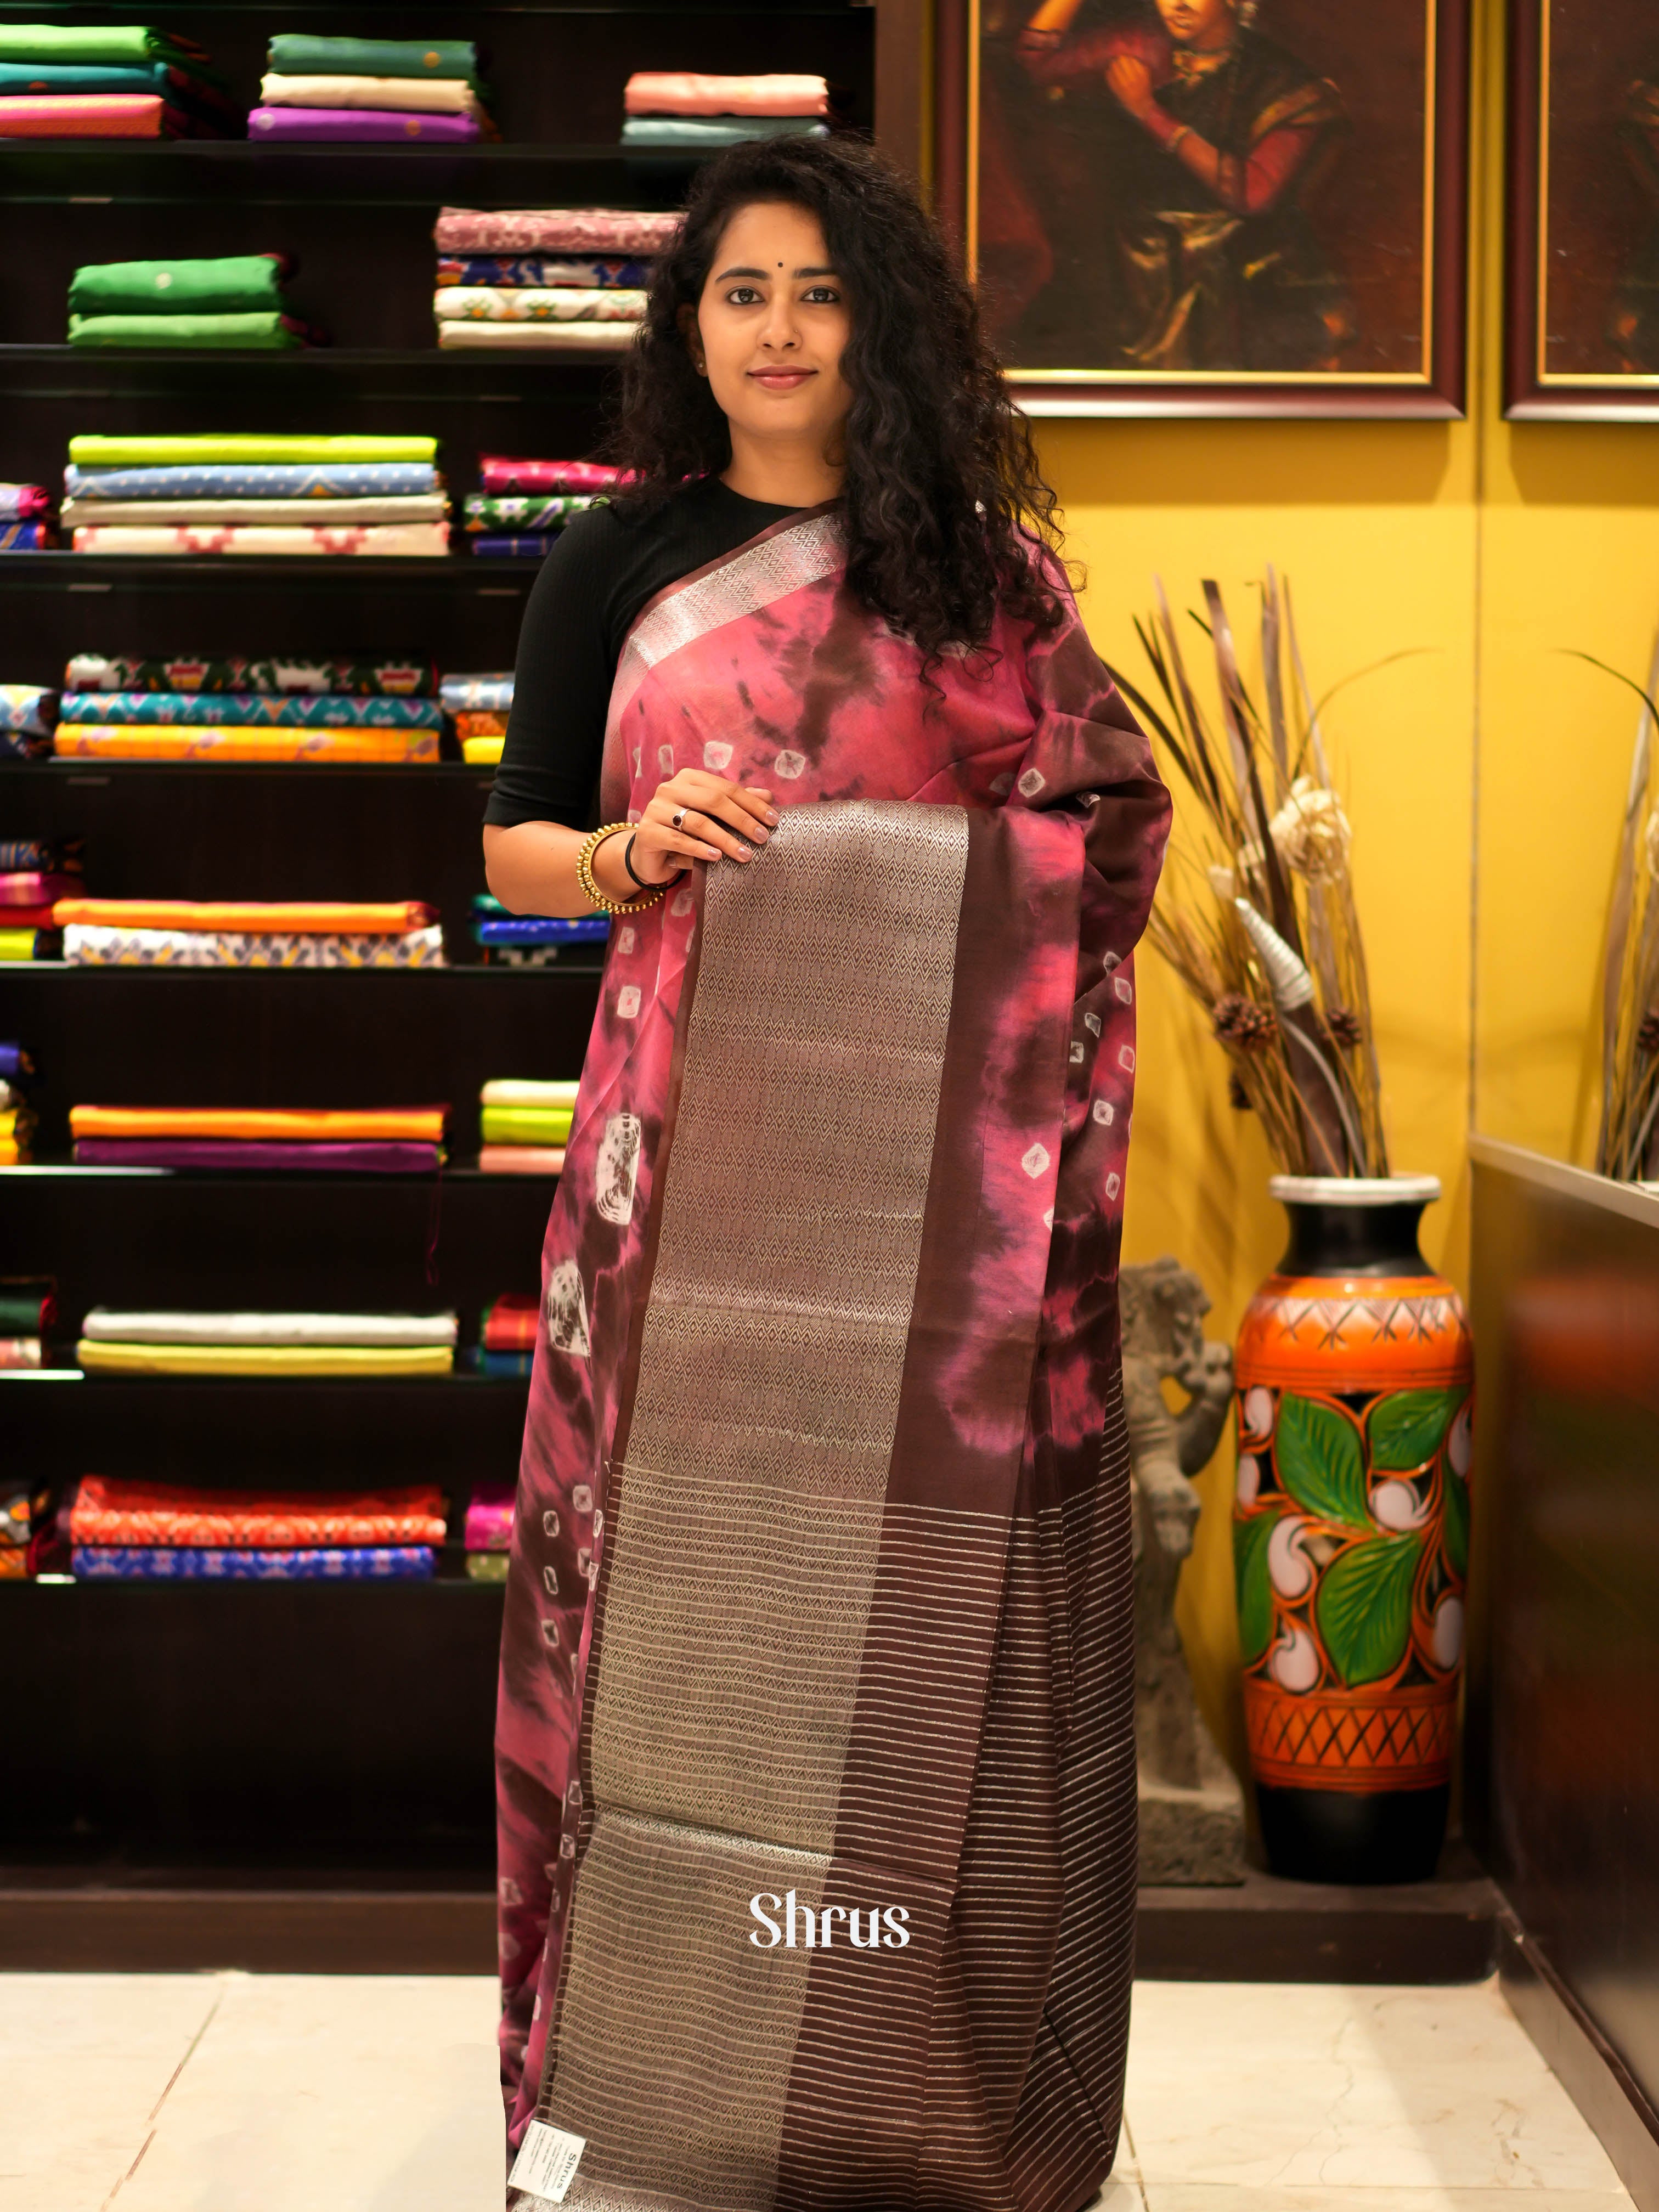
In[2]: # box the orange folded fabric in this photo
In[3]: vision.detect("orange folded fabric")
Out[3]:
[70,1105,449,1142]
[69,1474,447,1549]
[52,899,436,934]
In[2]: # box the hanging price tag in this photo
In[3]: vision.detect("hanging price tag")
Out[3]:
[509,2120,586,2204]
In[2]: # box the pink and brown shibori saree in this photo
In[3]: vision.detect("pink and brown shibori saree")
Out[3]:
[496,506,1170,2210]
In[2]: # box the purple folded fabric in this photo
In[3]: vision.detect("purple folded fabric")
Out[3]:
[73,1138,442,1173]
[249,104,481,144]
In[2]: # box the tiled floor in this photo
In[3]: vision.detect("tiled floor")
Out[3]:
[0,1972,1631,2212]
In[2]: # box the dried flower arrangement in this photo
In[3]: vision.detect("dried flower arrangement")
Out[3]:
[1589,640,1659,1182]
[1107,574,1389,1178]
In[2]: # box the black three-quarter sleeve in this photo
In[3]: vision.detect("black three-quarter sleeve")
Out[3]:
[483,509,619,831]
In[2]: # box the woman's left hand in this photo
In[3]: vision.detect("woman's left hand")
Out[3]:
[1105,54,1157,121]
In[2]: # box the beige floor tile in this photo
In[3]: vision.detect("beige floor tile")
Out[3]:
[0,1970,225,2212]
[113,1972,503,2212]
[1124,1980,1629,2196]
[1138,2191,1633,2212]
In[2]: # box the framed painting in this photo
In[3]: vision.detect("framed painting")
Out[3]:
[1508,0,1659,417]
[934,0,1471,417]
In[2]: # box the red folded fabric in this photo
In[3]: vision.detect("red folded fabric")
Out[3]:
[67,1474,448,1549]
[483,1294,539,1351]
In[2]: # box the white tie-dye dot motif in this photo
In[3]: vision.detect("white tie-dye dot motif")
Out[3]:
[616,985,641,1020]
[1103,950,1122,972]
[1022,1142,1051,1178]
[1084,1011,1102,1037]
[657,743,674,774]
[1070,1041,1085,1063]
[1092,1097,1115,1126]
[542,1509,559,1537]
[1043,1207,1054,1230]
[774,749,806,780]
[542,1565,558,1598]
[703,741,732,770]
[1114,974,1133,1004]
[1119,1044,1136,1073]
[617,926,636,955]
[595,1110,643,1226]
[572,1485,593,1514]
[1017,767,1046,797]
[546,1260,590,1357]
[670,887,695,919]
[632,748,641,775]
[1105,1172,1121,1200]
[990,771,1014,797]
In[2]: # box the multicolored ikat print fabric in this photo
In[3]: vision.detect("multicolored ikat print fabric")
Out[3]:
[494,511,1170,2210]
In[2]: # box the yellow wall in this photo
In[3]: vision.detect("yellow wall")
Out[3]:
[1032,0,1652,1772]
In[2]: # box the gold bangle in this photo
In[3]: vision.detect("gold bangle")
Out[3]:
[576,822,667,915]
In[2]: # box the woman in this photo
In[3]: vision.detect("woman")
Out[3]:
[1015,0,1351,371]
[484,134,1169,2210]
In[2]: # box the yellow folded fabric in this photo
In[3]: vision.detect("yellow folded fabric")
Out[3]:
[55,728,441,764]
[0,930,37,961]
[0,1139,21,1166]
[70,1105,448,1141]
[480,1105,574,1145]
[461,735,504,765]
[53,899,435,934]
[479,1079,580,1107]
[77,1340,455,1376]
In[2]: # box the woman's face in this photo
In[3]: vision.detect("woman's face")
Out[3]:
[1155,0,1237,48]
[690,200,852,457]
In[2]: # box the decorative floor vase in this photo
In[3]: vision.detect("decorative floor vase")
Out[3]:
[1234,1175,1474,1883]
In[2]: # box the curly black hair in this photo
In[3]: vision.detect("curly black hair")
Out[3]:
[601,134,1066,663]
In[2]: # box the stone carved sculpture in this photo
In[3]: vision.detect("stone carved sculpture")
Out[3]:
[1121,1256,1246,1883]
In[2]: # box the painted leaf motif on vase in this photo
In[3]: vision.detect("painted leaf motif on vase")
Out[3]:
[1369,1386,1465,1471]
[1233,1501,1283,1666]
[1274,1393,1368,1528]
[1442,1466,1470,1579]
[1314,1531,1424,1687]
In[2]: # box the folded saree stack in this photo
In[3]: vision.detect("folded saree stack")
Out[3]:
[0,483,55,551]
[76,1309,459,1378]
[475,1295,537,1379]
[0,1045,39,1167]
[1,684,58,757]
[432,211,675,353]
[477,1078,575,1173]
[252,35,493,145]
[65,1473,447,1578]
[621,72,832,150]
[0,24,240,138]
[51,898,445,967]
[70,1104,448,1173]
[473,895,608,967]
[67,255,327,352]
[0,1489,29,1576]
[464,458,622,559]
[441,669,512,755]
[2,842,80,949]
[65,435,449,557]
[464,1479,516,1578]
[56,647,444,761]
[0,1275,53,1365]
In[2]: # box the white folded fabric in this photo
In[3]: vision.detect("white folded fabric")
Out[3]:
[63,922,448,967]
[479,1079,582,1107]
[81,1308,460,1346]
[63,494,449,528]
[259,72,484,117]
[436,323,635,352]
[433,287,647,324]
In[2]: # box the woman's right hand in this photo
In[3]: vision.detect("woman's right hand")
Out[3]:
[628,770,780,884]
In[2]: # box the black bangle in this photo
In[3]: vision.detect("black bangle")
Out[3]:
[623,833,650,889]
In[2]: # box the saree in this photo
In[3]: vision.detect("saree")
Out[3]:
[494,510,1170,2210]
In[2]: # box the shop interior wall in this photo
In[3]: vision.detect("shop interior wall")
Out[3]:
[1026,0,1647,1773]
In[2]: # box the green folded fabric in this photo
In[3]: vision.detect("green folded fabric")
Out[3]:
[70,433,438,465]
[0,58,228,96]
[479,1106,575,1146]
[69,312,303,351]
[266,33,477,82]
[0,25,198,68]
[70,257,289,318]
